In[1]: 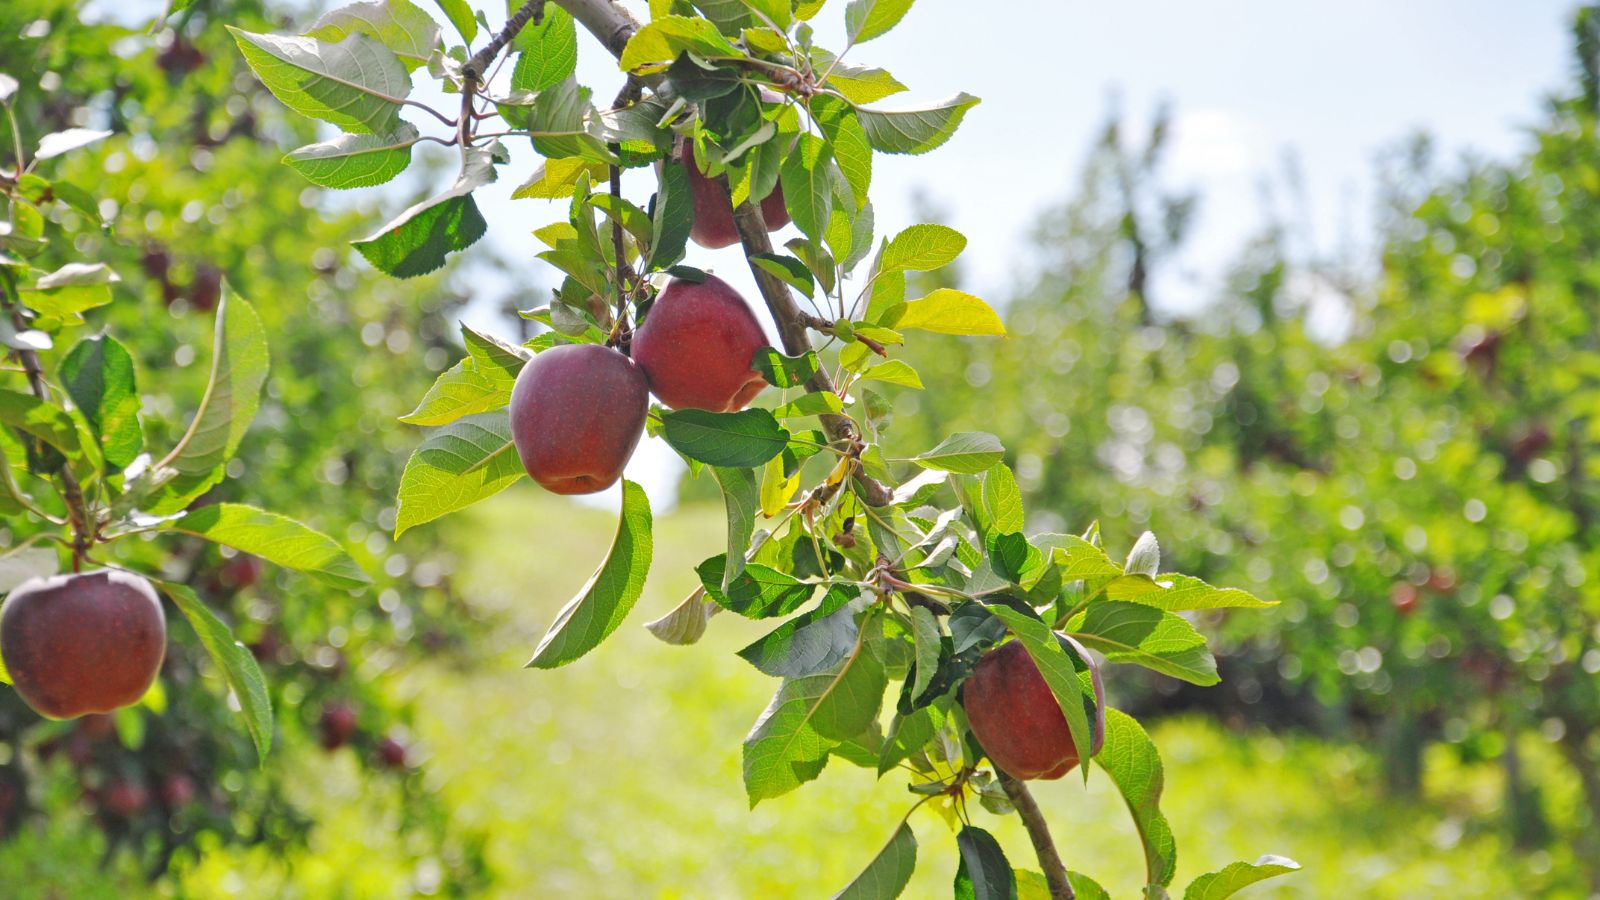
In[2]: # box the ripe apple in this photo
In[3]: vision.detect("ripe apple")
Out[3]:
[508,343,649,495]
[682,143,790,249]
[962,637,1106,780]
[0,570,166,720]
[159,773,197,808]
[631,274,769,412]
[101,779,150,819]
[376,735,409,770]
[319,702,358,751]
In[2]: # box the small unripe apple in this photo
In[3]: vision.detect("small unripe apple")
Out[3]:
[319,702,358,751]
[962,637,1106,780]
[0,570,166,720]
[631,274,769,412]
[683,143,791,249]
[508,343,649,495]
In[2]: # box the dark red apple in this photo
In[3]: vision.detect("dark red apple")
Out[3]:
[962,637,1106,780]
[0,570,166,720]
[319,702,358,751]
[101,779,149,818]
[159,773,197,808]
[376,735,409,770]
[631,274,769,412]
[221,554,263,590]
[683,143,790,249]
[508,343,648,495]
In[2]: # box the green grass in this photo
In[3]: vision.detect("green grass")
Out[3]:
[6,488,1591,897]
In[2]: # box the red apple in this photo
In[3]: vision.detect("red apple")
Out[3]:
[101,779,149,818]
[962,637,1106,780]
[160,773,197,808]
[683,143,790,249]
[508,343,649,495]
[631,274,769,412]
[376,735,409,770]
[319,702,358,751]
[1391,582,1420,615]
[0,570,166,720]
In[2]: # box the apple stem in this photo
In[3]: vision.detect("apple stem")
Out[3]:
[998,770,1077,900]
[0,268,93,565]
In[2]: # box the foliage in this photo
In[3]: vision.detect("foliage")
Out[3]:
[230,0,1293,893]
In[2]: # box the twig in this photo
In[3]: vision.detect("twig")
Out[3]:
[998,771,1076,900]
[0,268,93,567]
[798,311,887,356]
[464,0,548,82]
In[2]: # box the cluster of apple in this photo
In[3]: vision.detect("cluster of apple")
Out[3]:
[508,151,777,494]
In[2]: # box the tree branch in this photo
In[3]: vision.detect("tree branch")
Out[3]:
[465,0,548,82]
[998,771,1076,900]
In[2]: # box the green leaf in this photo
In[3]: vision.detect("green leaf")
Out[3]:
[878,704,939,774]
[822,107,872,208]
[1015,871,1109,900]
[156,580,273,765]
[353,143,497,277]
[712,466,758,589]
[1184,856,1302,900]
[979,463,1023,536]
[660,408,789,467]
[697,557,816,618]
[750,253,816,299]
[856,359,922,389]
[751,348,819,389]
[165,503,370,590]
[1099,709,1177,890]
[834,821,917,900]
[60,335,142,469]
[394,411,523,535]
[619,15,743,71]
[880,224,965,273]
[528,78,615,163]
[984,603,1097,782]
[737,585,857,677]
[954,826,1015,900]
[527,480,654,668]
[510,3,578,91]
[400,325,526,426]
[228,28,408,134]
[857,93,980,155]
[911,432,1003,474]
[908,605,940,702]
[817,56,907,104]
[780,134,835,245]
[742,637,884,804]
[844,0,915,43]
[0,389,87,478]
[773,391,843,418]
[1123,530,1160,577]
[1104,573,1276,612]
[513,157,607,200]
[690,0,752,33]
[430,0,477,42]
[889,289,1003,336]
[145,289,268,513]
[19,262,119,317]
[1069,601,1218,685]
[305,0,441,71]
[284,124,420,189]
[646,158,693,271]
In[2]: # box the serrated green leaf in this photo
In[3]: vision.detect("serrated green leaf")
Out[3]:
[750,253,816,299]
[834,821,917,900]
[1184,856,1302,900]
[305,0,440,71]
[772,391,843,418]
[510,2,578,91]
[527,480,654,668]
[394,411,523,535]
[1099,709,1177,890]
[911,431,1002,474]
[661,407,789,467]
[229,28,408,134]
[284,123,419,189]
[737,584,857,677]
[353,144,496,277]
[844,0,914,43]
[857,93,980,155]
[889,288,1003,336]
[1068,601,1218,685]
[619,15,743,71]
[157,580,273,765]
[513,157,608,200]
[954,826,1015,900]
[781,133,835,245]
[857,359,922,389]
[430,0,477,42]
[61,335,141,469]
[165,503,370,590]
[400,325,525,426]
[1104,573,1276,612]
[646,158,693,270]
[697,556,816,618]
[751,347,819,388]
[712,466,758,589]
[880,224,965,273]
